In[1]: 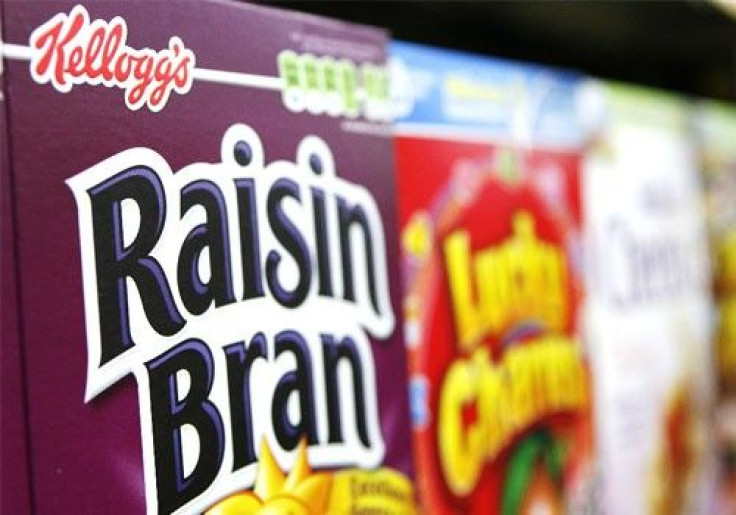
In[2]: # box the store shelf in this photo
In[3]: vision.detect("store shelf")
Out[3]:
[269,1,736,101]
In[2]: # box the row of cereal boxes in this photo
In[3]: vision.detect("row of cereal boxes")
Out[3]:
[1,2,735,514]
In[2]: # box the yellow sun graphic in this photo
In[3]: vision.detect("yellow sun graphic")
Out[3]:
[206,438,333,515]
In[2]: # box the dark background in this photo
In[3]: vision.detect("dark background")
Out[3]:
[267,1,736,102]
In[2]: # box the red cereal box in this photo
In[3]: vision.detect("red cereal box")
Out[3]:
[391,41,595,514]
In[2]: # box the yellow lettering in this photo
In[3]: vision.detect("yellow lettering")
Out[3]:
[438,360,486,496]
[444,231,484,352]
[438,336,588,496]
[443,211,568,349]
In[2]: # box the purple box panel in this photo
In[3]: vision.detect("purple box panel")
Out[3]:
[1,12,32,507]
[1,1,413,513]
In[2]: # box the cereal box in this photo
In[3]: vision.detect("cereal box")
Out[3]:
[392,41,594,514]
[696,102,736,397]
[0,2,414,513]
[581,81,717,515]
[694,100,736,512]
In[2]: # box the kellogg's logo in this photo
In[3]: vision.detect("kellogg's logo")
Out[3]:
[18,5,396,119]
[29,5,194,111]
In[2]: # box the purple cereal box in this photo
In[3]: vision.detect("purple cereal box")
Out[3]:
[1,31,32,511]
[0,2,414,513]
